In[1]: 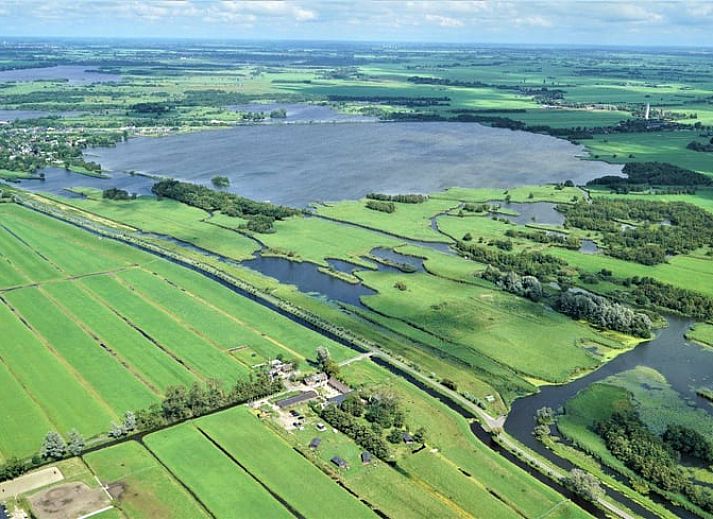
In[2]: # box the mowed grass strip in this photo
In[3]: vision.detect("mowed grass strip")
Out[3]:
[42,280,197,391]
[198,407,376,519]
[0,225,59,286]
[0,300,114,438]
[0,360,55,460]
[400,450,520,519]
[146,260,357,363]
[84,441,211,519]
[5,286,158,414]
[144,424,292,519]
[80,274,249,383]
[118,268,284,358]
[0,205,145,276]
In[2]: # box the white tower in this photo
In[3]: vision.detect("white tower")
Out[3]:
[644,103,650,120]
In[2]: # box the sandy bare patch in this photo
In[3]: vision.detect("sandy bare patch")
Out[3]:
[29,482,110,519]
[0,467,64,498]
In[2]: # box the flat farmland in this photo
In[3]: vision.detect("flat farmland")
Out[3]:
[0,203,358,460]
[145,407,375,519]
[84,441,210,519]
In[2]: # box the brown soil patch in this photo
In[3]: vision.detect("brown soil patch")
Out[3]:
[29,482,110,519]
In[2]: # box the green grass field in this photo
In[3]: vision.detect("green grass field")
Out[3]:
[84,441,210,519]
[144,424,293,518]
[0,203,358,460]
[197,407,376,518]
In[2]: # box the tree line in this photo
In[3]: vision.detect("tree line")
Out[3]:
[556,289,652,338]
[365,200,395,213]
[366,193,428,204]
[596,411,713,513]
[587,162,712,190]
[0,372,282,483]
[152,179,298,232]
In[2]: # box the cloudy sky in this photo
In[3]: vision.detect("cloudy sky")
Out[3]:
[1,1,711,46]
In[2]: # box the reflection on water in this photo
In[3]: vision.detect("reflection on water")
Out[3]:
[84,121,621,207]
[0,65,120,84]
[506,316,713,453]
[490,201,565,226]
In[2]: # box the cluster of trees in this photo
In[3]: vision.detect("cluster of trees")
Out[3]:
[366,193,427,204]
[365,199,395,213]
[135,374,282,431]
[587,162,712,189]
[481,267,543,301]
[596,411,713,512]
[556,290,652,338]
[40,430,86,460]
[623,276,713,320]
[686,138,713,152]
[559,199,713,265]
[152,179,298,233]
[462,202,490,213]
[504,228,580,249]
[130,102,174,115]
[321,389,426,460]
[270,108,287,119]
[211,175,230,189]
[102,187,134,200]
[328,95,450,107]
[319,404,391,460]
[315,346,340,378]
[564,469,605,502]
[663,425,713,464]
[456,241,568,279]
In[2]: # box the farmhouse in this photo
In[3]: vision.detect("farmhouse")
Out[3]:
[327,377,351,394]
[276,390,318,409]
[402,432,414,444]
[305,373,328,387]
[331,456,349,469]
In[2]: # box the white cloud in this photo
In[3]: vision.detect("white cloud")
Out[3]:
[425,14,464,28]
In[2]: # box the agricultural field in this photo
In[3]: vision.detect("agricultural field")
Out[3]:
[145,410,375,519]
[0,202,356,461]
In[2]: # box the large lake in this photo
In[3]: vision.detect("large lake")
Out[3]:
[71,122,620,206]
[0,65,120,84]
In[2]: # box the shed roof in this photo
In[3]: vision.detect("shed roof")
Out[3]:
[276,390,318,409]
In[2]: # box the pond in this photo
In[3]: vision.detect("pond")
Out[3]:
[74,121,621,207]
[0,65,120,84]
[579,239,599,254]
[240,255,376,308]
[490,201,566,226]
[505,316,713,456]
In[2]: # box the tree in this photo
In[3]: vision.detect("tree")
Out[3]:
[387,428,403,444]
[66,430,85,456]
[211,175,230,189]
[535,406,555,425]
[41,431,66,460]
[315,346,340,378]
[533,424,551,440]
[108,422,125,439]
[413,427,427,445]
[122,411,137,432]
[162,385,191,421]
[565,469,605,502]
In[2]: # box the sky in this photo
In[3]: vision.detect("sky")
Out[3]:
[1,0,712,47]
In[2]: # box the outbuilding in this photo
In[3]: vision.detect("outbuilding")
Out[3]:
[331,456,349,469]
[361,451,372,465]
[309,437,321,450]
